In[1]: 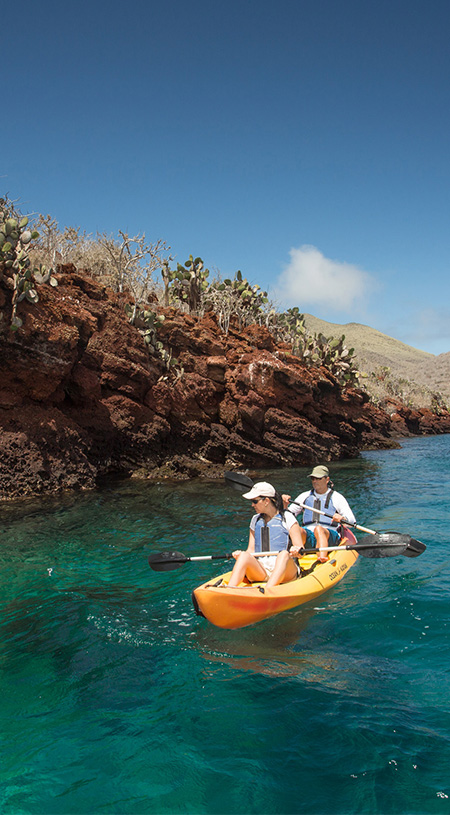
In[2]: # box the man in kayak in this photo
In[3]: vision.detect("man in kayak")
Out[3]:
[284,465,356,562]
[226,481,308,588]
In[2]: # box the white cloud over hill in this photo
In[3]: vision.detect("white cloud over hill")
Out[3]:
[273,245,375,312]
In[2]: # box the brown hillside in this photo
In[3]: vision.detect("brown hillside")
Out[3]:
[303,314,450,406]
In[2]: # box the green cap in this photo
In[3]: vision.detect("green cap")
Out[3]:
[308,465,330,478]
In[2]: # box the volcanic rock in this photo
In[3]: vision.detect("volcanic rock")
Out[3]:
[1,265,449,501]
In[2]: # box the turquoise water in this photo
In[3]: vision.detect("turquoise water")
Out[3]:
[1,435,450,814]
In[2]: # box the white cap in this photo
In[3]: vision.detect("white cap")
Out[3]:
[242,481,276,500]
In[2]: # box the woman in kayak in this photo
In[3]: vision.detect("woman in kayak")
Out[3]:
[284,465,356,562]
[226,481,307,589]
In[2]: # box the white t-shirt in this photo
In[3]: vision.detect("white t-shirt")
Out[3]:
[288,490,356,530]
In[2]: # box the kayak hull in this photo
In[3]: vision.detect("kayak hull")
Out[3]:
[192,528,359,629]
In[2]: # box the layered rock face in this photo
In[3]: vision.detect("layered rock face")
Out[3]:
[1,266,448,500]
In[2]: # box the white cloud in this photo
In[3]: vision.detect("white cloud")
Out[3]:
[272,245,375,312]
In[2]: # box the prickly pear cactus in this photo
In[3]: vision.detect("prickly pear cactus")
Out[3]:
[125,304,182,374]
[206,270,269,331]
[299,331,359,385]
[0,205,58,330]
[270,307,306,351]
[163,255,209,313]
[268,307,360,385]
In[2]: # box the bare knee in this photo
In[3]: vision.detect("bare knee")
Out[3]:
[314,526,328,545]
[276,550,290,567]
[239,552,255,568]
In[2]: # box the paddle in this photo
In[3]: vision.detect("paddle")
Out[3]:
[224,470,375,533]
[148,550,232,572]
[224,471,254,492]
[148,550,282,572]
[148,532,425,571]
[223,471,426,558]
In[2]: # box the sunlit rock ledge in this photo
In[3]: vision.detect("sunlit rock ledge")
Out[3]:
[1,265,449,501]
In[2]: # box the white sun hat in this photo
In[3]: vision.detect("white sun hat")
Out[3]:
[242,482,276,500]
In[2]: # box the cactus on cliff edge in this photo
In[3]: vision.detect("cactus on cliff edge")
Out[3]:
[125,304,182,374]
[270,307,306,352]
[205,270,269,332]
[163,255,209,314]
[0,206,58,329]
[299,332,359,385]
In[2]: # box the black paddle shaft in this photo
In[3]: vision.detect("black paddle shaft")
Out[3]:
[148,550,233,572]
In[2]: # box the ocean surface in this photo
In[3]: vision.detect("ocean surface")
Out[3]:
[1,435,450,815]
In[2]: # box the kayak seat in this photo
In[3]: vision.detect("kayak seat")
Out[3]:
[299,559,320,577]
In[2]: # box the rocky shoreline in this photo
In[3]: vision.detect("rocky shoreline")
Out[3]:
[1,265,450,502]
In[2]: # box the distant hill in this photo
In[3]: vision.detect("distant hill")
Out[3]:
[303,314,450,406]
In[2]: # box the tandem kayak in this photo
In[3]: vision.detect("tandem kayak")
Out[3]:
[191,527,359,629]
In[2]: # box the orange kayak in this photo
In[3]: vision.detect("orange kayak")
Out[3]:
[192,527,359,629]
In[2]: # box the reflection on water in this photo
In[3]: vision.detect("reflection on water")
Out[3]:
[195,605,318,676]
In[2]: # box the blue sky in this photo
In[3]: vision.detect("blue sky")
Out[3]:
[5,0,450,354]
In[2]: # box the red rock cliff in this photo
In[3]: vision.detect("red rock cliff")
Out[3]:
[1,266,448,500]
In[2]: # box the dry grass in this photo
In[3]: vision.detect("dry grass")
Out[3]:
[303,314,450,408]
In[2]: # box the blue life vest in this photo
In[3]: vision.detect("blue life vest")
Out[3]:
[302,490,338,527]
[254,513,290,553]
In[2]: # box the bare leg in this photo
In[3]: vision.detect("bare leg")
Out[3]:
[313,526,330,561]
[266,550,299,588]
[265,527,309,589]
[227,552,268,587]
